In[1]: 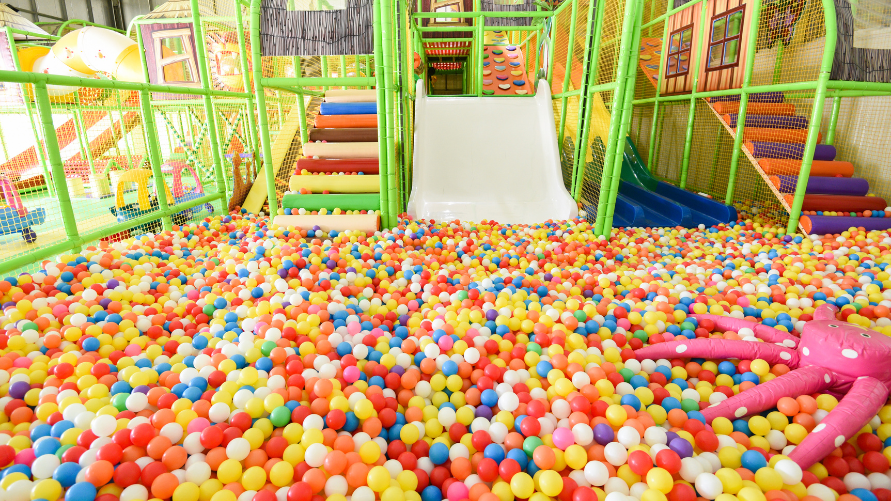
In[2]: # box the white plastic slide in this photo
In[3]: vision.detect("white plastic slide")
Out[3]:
[407,80,578,225]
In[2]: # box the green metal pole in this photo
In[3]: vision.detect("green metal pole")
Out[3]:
[787,0,838,234]
[593,0,638,236]
[724,0,763,205]
[71,92,97,180]
[250,0,279,217]
[321,58,329,92]
[569,0,601,200]
[772,41,785,85]
[826,96,841,145]
[235,2,260,155]
[292,57,309,146]
[340,55,347,90]
[380,0,399,222]
[546,15,557,88]
[678,0,710,190]
[601,2,641,233]
[476,14,485,97]
[556,0,578,149]
[646,16,671,172]
[191,0,228,207]
[139,91,173,231]
[33,82,79,245]
[373,0,391,227]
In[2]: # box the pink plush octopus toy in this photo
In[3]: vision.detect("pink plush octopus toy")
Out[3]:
[634,304,891,469]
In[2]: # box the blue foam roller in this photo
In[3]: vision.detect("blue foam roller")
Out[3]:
[319,102,377,115]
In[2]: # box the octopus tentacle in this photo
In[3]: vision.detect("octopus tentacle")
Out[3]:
[691,314,799,349]
[635,338,800,367]
[788,376,889,469]
[701,365,833,422]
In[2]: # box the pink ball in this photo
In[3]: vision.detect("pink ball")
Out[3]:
[124,344,142,357]
[15,448,35,467]
[12,358,31,368]
[187,417,211,434]
[552,427,575,450]
[52,305,68,318]
[438,336,454,351]
[344,366,360,383]
[447,482,469,501]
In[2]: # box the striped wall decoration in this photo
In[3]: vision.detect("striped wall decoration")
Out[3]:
[830,0,891,83]
[479,0,535,27]
[260,0,374,56]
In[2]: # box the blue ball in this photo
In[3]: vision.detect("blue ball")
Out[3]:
[484,443,505,463]
[421,486,443,501]
[620,394,641,411]
[507,448,528,469]
[66,482,97,501]
[480,389,498,407]
[429,442,449,465]
[536,361,553,376]
[53,462,81,487]
[740,450,767,471]
[718,361,737,375]
[442,360,458,377]
[82,337,100,352]
[33,437,61,457]
[850,489,879,501]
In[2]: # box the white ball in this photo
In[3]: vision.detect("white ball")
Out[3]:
[126,392,149,412]
[551,399,571,419]
[694,473,723,500]
[183,433,204,454]
[325,475,348,496]
[679,457,704,483]
[488,422,508,444]
[353,486,376,501]
[868,472,891,491]
[304,443,328,467]
[604,477,630,495]
[572,424,594,446]
[30,454,60,479]
[630,482,649,499]
[644,427,667,446]
[774,459,802,485]
[160,422,184,444]
[843,472,872,492]
[209,403,231,423]
[585,460,610,486]
[91,414,116,437]
[605,492,627,501]
[766,430,788,451]
[226,437,251,461]
[120,485,150,501]
[498,392,519,412]
[463,348,480,364]
[603,442,628,466]
[438,408,457,427]
[807,483,837,501]
[303,414,324,430]
[617,427,641,448]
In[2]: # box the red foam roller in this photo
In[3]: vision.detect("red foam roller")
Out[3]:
[295,158,379,174]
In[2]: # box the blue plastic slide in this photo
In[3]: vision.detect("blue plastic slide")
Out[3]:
[614,137,737,227]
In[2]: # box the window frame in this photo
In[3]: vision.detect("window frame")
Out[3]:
[664,23,694,79]
[152,28,201,87]
[706,4,746,72]
[428,0,465,25]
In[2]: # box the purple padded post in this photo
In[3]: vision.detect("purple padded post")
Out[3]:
[772,175,870,196]
[748,142,836,161]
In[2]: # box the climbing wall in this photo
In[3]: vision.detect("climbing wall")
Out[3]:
[481,31,532,96]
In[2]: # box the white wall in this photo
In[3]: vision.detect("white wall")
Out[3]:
[6,0,167,30]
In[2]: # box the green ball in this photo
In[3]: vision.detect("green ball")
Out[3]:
[523,436,544,458]
[112,392,129,412]
[55,444,73,460]
[270,406,292,427]
[21,321,38,333]
[573,310,587,322]
[261,340,277,356]
[526,343,542,355]
[202,304,216,316]
[633,330,649,342]
[618,368,634,382]
[680,398,700,412]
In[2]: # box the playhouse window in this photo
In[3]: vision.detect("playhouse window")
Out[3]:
[665,25,693,77]
[429,0,464,25]
[707,6,745,70]
[152,29,200,86]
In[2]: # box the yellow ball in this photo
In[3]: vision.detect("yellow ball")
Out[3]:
[642,489,669,501]
[564,444,587,470]
[716,467,743,494]
[754,467,784,492]
[738,486,768,501]
[383,486,406,501]
[749,359,770,377]
[360,441,381,464]
[31,479,63,501]
[510,472,535,499]
[646,468,674,494]
[270,460,295,487]
[606,405,627,427]
[539,470,563,497]
[368,465,391,493]
[172,482,201,501]
[217,459,243,484]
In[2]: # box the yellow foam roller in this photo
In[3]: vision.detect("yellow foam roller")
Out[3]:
[303,142,379,159]
[289,175,380,193]
[324,89,378,103]
[272,214,379,233]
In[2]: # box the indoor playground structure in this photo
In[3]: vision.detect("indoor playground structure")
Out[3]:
[4,1,891,501]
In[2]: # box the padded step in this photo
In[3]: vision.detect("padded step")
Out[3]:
[296,158,379,174]
[758,159,854,177]
[711,102,795,115]
[303,142,379,159]
[314,114,377,128]
[708,92,785,103]
[274,214,379,233]
[319,102,377,115]
[323,89,378,103]
[783,194,887,213]
[723,114,808,129]
[801,215,891,234]
[739,128,821,143]
[289,174,380,193]
[308,128,378,142]
[769,175,869,196]
[282,193,380,211]
[745,142,836,161]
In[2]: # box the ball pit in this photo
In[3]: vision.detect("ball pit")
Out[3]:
[2,212,891,501]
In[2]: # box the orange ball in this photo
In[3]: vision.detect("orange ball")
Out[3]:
[532,446,555,470]
[161,446,187,470]
[84,460,114,487]
[777,397,800,416]
[151,472,179,499]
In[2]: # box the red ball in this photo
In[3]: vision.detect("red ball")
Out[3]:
[200,425,223,449]
[287,482,312,501]
[694,430,719,452]
[858,433,883,453]
[628,450,653,475]
[655,449,682,474]
[113,461,141,488]
[574,487,599,501]
[519,416,541,437]
[558,477,578,501]
[130,423,155,448]
[863,451,890,473]
[325,409,346,429]
[252,491,277,501]
[477,458,499,482]
[95,443,123,464]
[498,458,521,481]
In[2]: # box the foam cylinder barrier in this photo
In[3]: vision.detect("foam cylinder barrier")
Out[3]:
[745,142,836,161]
[319,102,377,115]
[711,102,796,115]
[801,215,891,234]
[296,158,379,174]
[281,193,380,211]
[289,174,380,193]
[308,128,378,142]
[769,175,869,196]
[272,214,379,233]
[782,194,887,212]
[324,89,378,103]
[708,91,784,103]
[759,159,854,177]
[314,114,377,128]
[723,114,809,129]
[303,142,379,159]
[740,128,821,143]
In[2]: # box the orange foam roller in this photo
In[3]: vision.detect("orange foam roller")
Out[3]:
[782,194,887,212]
[737,128,822,143]
[711,102,796,115]
[759,159,854,177]
[272,214,379,233]
[314,114,377,128]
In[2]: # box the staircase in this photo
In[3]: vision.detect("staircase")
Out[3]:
[705,91,891,233]
[274,89,381,233]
